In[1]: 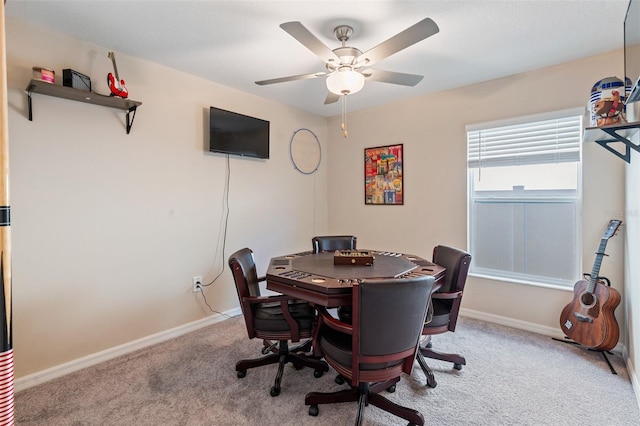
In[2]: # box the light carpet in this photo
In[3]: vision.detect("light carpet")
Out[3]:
[15,316,640,425]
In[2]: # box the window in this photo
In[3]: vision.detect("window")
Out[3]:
[467,108,583,288]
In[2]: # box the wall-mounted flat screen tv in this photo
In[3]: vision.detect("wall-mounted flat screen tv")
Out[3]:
[209,106,270,159]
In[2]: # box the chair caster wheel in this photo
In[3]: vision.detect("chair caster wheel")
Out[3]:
[387,385,396,393]
[335,375,345,385]
[237,370,246,378]
[270,386,280,397]
[314,369,324,378]
[309,405,319,416]
[454,363,463,370]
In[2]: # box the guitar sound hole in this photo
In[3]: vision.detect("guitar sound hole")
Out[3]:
[580,292,596,308]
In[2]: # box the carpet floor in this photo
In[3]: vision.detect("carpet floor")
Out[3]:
[15,316,640,425]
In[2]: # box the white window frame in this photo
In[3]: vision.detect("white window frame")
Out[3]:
[466,107,584,290]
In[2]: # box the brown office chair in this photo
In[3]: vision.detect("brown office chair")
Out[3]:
[305,275,435,426]
[416,245,471,388]
[312,235,357,253]
[312,235,357,322]
[229,248,328,397]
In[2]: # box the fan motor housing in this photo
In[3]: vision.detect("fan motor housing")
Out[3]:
[327,47,363,71]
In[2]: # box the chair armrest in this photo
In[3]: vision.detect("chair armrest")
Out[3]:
[432,290,463,300]
[243,294,293,304]
[312,306,352,357]
[317,306,353,335]
[242,293,304,342]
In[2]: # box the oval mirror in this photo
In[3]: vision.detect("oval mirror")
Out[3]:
[290,128,321,174]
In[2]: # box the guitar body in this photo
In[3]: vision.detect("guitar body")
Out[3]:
[559,279,621,351]
[107,72,128,98]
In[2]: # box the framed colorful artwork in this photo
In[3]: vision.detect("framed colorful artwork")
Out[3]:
[364,144,403,205]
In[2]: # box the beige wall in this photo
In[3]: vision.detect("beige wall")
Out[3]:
[6,16,637,396]
[6,18,329,378]
[325,51,626,336]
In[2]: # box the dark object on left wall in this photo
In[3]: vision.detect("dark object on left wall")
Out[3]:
[62,69,91,92]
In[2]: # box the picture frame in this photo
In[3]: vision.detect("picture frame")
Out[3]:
[364,144,403,205]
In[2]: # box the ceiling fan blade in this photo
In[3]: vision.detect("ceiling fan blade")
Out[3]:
[357,18,439,67]
[255,72,326,86]
[362,69,424,86]
[280,21,341,63]
[324,92,340,105]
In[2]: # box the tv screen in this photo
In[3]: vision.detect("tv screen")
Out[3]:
[209,106,269,159]
[625,0,640,103]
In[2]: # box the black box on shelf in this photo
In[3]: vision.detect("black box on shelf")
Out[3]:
[62,69,91,92]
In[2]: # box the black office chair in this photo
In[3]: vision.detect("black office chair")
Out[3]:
[312,235,357,253]
[305,275,435,426]
[229,248,328,396]
[416,245,471,388]
[312,235,357,323]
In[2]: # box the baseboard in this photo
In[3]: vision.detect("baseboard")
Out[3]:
[460,308,624,353]
[622,346,640,412]
[460,308,566,338]
[14,308,242,393]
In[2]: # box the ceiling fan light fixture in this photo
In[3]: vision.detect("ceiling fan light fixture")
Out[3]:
[326,69,365,95]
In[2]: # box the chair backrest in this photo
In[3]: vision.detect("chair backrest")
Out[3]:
[431,245,471,332]
[312,235,357,253]
[354,275,434,369]
[228,248,263,338]
[432,245,471,294]
[229,247,262,299]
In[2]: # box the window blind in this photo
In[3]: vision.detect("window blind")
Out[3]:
[467,114,582,168]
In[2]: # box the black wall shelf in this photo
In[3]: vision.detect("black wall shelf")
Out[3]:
[25,79,142,134]
[583,121,640,163]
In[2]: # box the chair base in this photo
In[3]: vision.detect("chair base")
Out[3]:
[417,340,466,388]
[236,339,328,397]
[305,378,424,426]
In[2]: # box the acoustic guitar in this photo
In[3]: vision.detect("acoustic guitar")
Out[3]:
[559,219,622,351]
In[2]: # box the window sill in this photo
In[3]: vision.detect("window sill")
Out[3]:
[469,272,574,292]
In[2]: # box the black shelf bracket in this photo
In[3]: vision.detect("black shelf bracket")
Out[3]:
[27,85,34,121]
[584,122,640,163]
[126,106,137,135]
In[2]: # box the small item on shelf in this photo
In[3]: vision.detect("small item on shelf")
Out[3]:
[333,250,374,266]
[62,69,92,92]
[107,51,128,98]
[589,76,628,127]
[32,67,54,84]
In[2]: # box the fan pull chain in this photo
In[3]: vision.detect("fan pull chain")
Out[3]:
[341,94,348,138]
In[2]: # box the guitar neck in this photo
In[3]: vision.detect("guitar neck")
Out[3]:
[587,239,608,292]
[108,52,120,81]
[585,220,622,293]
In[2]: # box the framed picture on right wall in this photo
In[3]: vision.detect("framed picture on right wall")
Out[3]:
[364,144,403,205]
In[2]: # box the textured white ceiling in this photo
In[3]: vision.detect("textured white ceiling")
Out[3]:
[5,0,631,117]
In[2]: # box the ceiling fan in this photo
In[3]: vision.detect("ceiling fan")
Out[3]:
[255,18,440,105]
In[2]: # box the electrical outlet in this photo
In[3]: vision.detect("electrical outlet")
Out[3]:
[193,276,203,293]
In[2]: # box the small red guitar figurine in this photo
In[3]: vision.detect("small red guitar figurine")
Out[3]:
[107,51,128,98]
